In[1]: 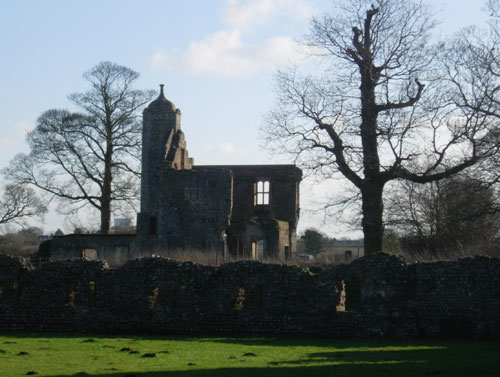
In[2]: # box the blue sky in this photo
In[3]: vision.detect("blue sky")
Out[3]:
[0,0,490,236]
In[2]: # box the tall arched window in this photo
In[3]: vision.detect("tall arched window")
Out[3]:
[255,180,270,205]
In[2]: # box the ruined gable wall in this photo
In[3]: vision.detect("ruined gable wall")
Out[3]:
[1,253,500,338]
[195,165,301,226]
[155,169,233,251]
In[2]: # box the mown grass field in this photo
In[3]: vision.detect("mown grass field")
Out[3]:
[0,333,498,377]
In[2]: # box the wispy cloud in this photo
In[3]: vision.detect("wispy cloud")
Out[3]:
[0,121,31,147]
[222,0,312,30]
[15,121,33,134]
[153,30,301,78]
[203,142,246,155]
[152,0,311,78]
[0,135,14,147]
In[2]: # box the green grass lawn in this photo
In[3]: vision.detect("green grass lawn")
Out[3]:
[0,333,498,377]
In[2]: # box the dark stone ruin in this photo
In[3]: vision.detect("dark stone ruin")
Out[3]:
[1,253,499,339]
[135,87,302,260]
[38,87,302,264]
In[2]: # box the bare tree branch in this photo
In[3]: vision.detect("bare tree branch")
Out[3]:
[0,184,47,226]
[3,62,154,233]
[262,0,500,254]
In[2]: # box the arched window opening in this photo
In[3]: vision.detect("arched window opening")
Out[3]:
[254,180,270,205]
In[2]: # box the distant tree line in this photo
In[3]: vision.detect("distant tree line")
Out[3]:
[0,227,43,256]
[301,173,500,260]
[384,175,500,260]
[298,228,363,256]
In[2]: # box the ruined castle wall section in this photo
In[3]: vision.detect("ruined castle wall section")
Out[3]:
[156,169,233,251]
[195,165,301,226]
[41,235,136,268]
[1,253,500,338]
[274,219,290,260]
[195,165,302,259]
[165,129,193,170]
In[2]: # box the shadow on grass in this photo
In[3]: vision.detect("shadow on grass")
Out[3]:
[0,332,443,348]
[42,363,437,377]
[4,333,499,377]
[271,348,442,366]
[38,345,485,377]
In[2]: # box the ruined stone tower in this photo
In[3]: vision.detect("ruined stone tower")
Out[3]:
[137,85,190,250]
[139,84,192,215]
[136,86,232,252]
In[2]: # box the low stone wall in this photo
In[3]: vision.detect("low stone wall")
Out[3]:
[39,234,136,268]
[0,253,499,339]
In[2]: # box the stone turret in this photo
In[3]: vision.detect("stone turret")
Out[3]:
[136,85,194,250]
[140,85,193,214]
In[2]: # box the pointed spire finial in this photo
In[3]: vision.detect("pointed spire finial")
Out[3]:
[159,84,165,96]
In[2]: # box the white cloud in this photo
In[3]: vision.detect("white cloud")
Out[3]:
[222,0,313,30]
[15,121,33,134]
[153,29,302,77]
[0,133,14,147]
[152,0,311,78]
[0,121,31,147]
[203,142,246,155]
[219,142,237,154]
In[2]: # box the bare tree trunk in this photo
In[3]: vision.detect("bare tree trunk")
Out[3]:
[100,191,111,234]
[262,1,500,258]
[361,182,384,255]
[100,141,113,234]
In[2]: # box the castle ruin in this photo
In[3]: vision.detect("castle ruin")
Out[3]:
[40,86,302,263]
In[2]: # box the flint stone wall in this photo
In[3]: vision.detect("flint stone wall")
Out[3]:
[0,253,499,339]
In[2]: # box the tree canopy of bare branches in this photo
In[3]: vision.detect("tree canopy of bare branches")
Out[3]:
[385,177,499,259]
[0,184,46,226]
[263,0,500,254]
[4,62,154,233]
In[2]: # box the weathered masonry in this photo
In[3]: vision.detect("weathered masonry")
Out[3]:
[195,165,301,260]
[135,86,302,260]
[37,234,135,267]
[39,86,302,263]
[2,253,500,339]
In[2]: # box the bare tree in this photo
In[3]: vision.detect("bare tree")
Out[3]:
[385,177,499,259]
[0,184,46,226]
[263,0,500,254]
[441,0,500,187]
[5,62,154,233]
[446,0,499,120]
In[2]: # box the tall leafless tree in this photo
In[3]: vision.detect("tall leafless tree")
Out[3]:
[0,184,46,226]
[263,0,500,254]
[5,62,154,233]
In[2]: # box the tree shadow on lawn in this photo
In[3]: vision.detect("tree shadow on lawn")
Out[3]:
[41,345,489,377]
[41,362,447,377]
[4,333,498,377]
[1,332,459,355]
[192,336,446,348]
[0,332,444,348]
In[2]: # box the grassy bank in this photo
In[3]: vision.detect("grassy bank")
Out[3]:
[0,333,498,377]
